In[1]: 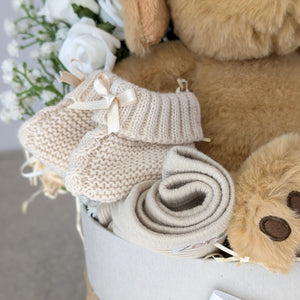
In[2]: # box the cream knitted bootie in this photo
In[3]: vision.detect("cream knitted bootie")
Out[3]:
[18,72,117,177]
[65,73,203,202]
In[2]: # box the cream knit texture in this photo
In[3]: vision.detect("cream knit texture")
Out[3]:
[96,201,116,227]
[18,70,202,178]
[17,71,109,177]
[65,132,194,202]
[89,74,203,144]
[65,72,203,202]
[108,146,235,258]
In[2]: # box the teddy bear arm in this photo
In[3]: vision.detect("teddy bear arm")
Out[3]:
[113,40,197,93]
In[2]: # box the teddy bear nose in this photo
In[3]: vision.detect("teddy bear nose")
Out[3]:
[287,191,300,215]
[259,216,291,242]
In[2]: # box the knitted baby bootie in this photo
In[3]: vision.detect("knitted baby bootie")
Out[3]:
[18,72,116,177]
[65,73,203,202]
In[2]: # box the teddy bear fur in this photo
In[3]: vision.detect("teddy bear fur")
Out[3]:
[115,0,300,172]
[227,133,300,273]
[113,0,300,272]
[115,42,300,172]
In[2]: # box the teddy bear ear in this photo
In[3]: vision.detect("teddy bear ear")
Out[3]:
[120,0,170,56]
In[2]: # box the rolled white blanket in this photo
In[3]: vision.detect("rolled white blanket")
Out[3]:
[109,146,235,258]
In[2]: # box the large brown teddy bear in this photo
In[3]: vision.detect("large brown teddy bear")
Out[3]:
[113,0,300,272]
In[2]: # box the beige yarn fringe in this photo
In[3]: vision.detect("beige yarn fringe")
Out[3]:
[22,151,67,213]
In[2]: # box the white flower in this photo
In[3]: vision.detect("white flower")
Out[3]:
[2,73,14,85]
[40,42,60,58]
[22,97,35,107]
[7,40,19,58]
[0,108,13,123]
[44,60,54,68]
[56,27,69,40]
[2,59,16,85]
[39,0,78,25]
[0,90,18,109]
[40,0,100,25]
[31,69,42,79]
[8,105,25,121]
[21,19,31,32]
[2,59,16,74]
[11,82,22,92]
[0,90,24,122]
[98,0,124,40]
[12,0,32,11]
[40,90,57,104]
[54,40,63,52]
[30,49,41,60]
[37,32,51,42]
[27,69,42,84]
[4,19,18,37]
[59,18,120,73]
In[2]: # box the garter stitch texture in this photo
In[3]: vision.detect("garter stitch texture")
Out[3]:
[18,71,202,178]
[65,132,194,202]
[18,71,114,177]
[65,72,203,202]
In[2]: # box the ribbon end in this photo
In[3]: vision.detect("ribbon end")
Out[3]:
[60,71,83,87]
[22,201,28,214]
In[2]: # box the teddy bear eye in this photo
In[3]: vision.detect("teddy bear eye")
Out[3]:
[287,191,300,215]
[259,216,291,242]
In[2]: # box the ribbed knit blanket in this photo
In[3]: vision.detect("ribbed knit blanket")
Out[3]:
[104,146,235,258]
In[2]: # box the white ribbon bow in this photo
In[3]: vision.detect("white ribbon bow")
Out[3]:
[69,73,137,134]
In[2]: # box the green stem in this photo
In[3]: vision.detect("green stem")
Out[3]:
[38,59,56,79]
[23,6,56,40]
[20,40,39,49]
[51,53,68,71]
[20,32,35,38]
[19,100,35,117]
[14,68,35,87]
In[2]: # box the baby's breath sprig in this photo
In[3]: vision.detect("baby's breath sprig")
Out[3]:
[1,0,70,123]
[1,0,130,124]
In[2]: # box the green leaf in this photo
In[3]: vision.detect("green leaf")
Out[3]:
[97,22,116,34]
[72,4,98,20]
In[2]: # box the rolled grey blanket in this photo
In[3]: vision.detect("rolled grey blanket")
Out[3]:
[101,146,235,258]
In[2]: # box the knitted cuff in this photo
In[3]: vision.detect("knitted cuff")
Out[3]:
[69,71,203,145]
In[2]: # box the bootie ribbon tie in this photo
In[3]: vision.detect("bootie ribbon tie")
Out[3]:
[59,59,86,87]
[69,74,137,134]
